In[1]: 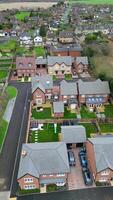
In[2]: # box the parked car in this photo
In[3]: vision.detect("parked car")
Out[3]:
[82,168,93,185]
[79,154,87,167]
[68,150,76,166]
[79,147,86,156]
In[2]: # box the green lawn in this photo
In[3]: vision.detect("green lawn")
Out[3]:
[80,106,96,119]
[64,107,77,119]
[32,107,52,119]
[16,46,33,56]
[69,0,113,4]
[79,123,98,138]
[0,70,8,80]
[104,105,113,118]
[0,86,17,152]
[0,40,17,52]
[65,74,72,81]
[6,86,17,99]
[99,123,113,133]
[15,11,30,21]
[34,47,45,57]
[0,119,8,151]
[29,123,60,143]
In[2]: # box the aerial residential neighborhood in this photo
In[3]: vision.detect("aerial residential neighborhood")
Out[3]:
[1,1,113,200]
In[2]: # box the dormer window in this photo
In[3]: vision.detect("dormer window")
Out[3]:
[28,63,32,67]
[19,63,23,67]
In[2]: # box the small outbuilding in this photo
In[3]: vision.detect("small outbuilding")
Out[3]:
[53,101,64,118]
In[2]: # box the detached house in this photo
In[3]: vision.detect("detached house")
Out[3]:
[32,75,53,105]
[34,36,43,46]
[16,57,36,78]
[86,137,113,183]
[59,31,75,44]
[47,56,72,78]
[60,80,78,110]
[75,57,88,74]
[19,32,32,46]
[78,79,110,111]
[17,142,70,190]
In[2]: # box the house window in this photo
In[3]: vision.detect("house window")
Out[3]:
[57,173,65,177]
[62,70,64,74]
[101,170,109,176]
[55,71,58,74]
[19,63,23,67]
[43,175,47,177]
[24,184,36,190]
[49,175,53,177]
[64,96,67,98]
[24,178,33,183]
[28,63,32,67]
[99,177,107,182]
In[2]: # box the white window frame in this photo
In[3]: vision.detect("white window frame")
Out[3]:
[24,178,33,183]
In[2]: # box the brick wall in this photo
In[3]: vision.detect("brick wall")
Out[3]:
[18,174,39,190]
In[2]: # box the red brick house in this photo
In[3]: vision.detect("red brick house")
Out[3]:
[60,80,78,110]
[17,142,70,190]
[78,79,110,112]
[50,45,82,57]
[75,56,88,74]
[16,56,36,77]
[86,137,113,183]
[32,75,53,105]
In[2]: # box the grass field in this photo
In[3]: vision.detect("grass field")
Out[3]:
[34,47,45,57]
[15,11,30,21]
[80,106,96,119]
[99,123,113,133]
[0,40,17,52]
[0,70,8,80]
[0,86,17,152]
[29,123,60,143]
[79,123,98,137]
[69,0,113,4]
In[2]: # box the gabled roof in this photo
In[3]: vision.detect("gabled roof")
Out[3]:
[59,31,74,38]
[78,79,110,95]
[76,56,88,65]
[16,56,36,70]
[53,101,64,113]
[47,56,72,66]
[61,125,86,144]
[31,75,53,94]
[60,80,77,96]
[88,137,113,172]
[17,142,70,179]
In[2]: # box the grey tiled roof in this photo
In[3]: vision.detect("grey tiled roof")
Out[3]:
[53,101,64,113]
[88,137,113,172]
[31,75,53,93]
[47,56,72,66]
[59,31,74,38]
[35,58,47,65]
[78,79,110,95]
[61,125,86,144]
[60,80,77,96]
[76,56,88,65]
[17,142,70,179]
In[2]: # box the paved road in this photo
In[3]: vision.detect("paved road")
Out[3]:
[0,82,31,197]
[17,186,113,200]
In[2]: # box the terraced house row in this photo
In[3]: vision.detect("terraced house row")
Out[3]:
[31,75,110,112]
[15,55,88,78]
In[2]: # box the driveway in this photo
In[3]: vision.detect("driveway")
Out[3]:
[68,148,95,190]
[0,81,31,197]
